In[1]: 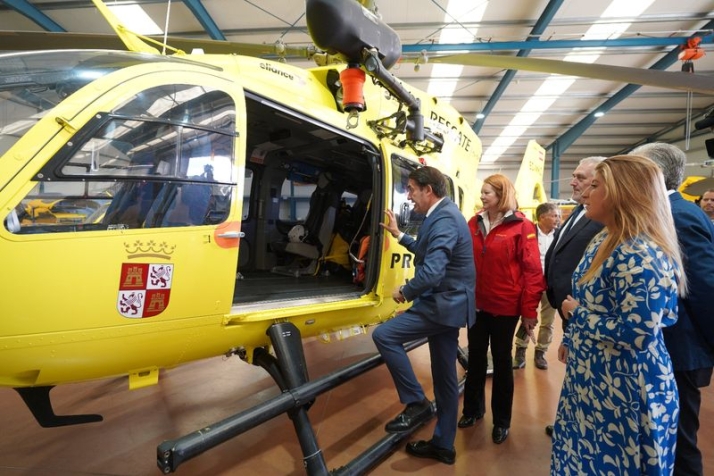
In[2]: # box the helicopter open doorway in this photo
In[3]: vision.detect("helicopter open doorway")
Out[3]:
[233,92,381,309]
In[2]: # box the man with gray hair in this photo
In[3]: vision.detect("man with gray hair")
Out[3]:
[544,156,605,324]
[376,166,475,465]
[633,142,714,476]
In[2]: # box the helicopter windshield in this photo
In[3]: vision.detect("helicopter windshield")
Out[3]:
[0,50,204,156]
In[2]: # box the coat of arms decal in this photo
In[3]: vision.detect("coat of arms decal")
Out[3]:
[117,263,173,318]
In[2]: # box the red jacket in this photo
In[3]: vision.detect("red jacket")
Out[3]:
[468,210,545,318]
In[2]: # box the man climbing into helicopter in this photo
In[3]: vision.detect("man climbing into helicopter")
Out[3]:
[373,166,475,465]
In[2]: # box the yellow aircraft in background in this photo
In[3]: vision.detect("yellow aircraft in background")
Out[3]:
[680,174,714,201]
[514,140,548,221]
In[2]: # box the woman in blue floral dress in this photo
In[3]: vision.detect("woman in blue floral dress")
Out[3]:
[551,155,687,475]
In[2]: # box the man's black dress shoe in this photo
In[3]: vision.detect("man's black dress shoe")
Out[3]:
[385,399,434,432]
[492,426,509,444]
[457,413,484,428]
[405,439,455,465]
[545,425,554,437]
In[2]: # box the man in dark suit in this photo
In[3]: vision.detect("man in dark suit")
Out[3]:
[374,166,475,465]
[544,156,605,323]
[543,156,604,438]
[634,143,714,476]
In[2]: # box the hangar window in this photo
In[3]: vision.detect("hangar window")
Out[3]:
[7,85,238,234]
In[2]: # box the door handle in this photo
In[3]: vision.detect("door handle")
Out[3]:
[217,231,245,239]
[399,202,411,228]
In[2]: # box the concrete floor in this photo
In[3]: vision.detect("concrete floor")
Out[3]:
[0,326,712,475]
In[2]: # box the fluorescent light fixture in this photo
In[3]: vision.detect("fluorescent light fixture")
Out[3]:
[480,0,654,164]
[108,4,162,35]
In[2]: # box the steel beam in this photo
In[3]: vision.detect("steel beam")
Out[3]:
[182,0,225,41]
[472,0,565,135]
[3,0,65,32]
[403,35,713,54]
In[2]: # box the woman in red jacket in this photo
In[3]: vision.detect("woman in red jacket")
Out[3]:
[458,174,545,444]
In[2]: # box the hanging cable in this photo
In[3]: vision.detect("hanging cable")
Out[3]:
[162,0,172,55]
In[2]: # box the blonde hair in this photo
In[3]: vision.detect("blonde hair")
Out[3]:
[579,155,687,295]
[483,174,518,212]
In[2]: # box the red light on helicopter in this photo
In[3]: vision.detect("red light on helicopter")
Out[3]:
[340,67,366,112]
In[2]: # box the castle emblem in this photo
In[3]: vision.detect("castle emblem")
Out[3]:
[117,263,173,318]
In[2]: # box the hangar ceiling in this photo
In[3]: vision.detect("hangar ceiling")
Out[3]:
[1,0,714,198]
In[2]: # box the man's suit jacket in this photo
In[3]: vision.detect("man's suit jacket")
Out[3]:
[664,192,714,372]
[544,208,603,314]
[399,197,476,329]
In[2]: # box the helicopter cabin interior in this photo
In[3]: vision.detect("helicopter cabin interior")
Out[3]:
[234,92,382,306]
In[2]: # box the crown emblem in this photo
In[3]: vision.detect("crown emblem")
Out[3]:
[124,240,175,260]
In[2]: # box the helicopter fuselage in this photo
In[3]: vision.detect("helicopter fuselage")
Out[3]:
[0,50,480,392]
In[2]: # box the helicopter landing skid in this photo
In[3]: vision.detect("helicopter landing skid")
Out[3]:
[15,386,103,428]
[156,322,448,474]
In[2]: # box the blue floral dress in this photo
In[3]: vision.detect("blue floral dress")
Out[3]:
[551,232,679,475]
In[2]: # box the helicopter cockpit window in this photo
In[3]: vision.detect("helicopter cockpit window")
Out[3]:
[444,176,456,202]
[391,155,424,237]
[7,85,238,234]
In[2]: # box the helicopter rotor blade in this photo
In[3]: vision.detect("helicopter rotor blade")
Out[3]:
[0,31,312,59]
[411,53,714,95]
[4,30,712,95]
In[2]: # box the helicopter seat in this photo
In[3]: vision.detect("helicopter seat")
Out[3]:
[272,172,340,277]
[103,182,157,229]
[161,181,212,227]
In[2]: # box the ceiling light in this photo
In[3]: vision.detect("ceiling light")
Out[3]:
[108,4,162,35]
[476,113,485,119]
[480,0,654,165]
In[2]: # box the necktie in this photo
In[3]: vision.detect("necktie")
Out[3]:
[560,204,583,238]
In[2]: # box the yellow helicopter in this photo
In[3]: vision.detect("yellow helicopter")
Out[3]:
[1,0,482,430]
